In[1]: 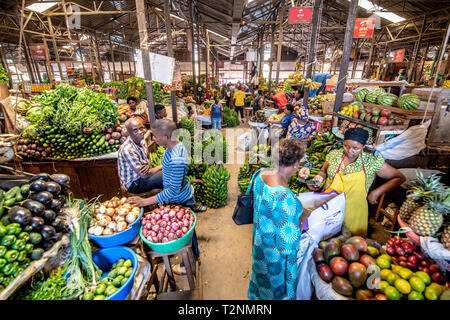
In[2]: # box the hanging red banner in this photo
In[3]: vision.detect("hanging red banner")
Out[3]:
[288,7,313,24]
[393,49,406,63]
[353,18,375,38]
[29,43,49,60]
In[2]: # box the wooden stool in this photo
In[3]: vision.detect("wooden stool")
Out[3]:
[374,193,399,231]
[244,107,253,121]
[147,239,197,293]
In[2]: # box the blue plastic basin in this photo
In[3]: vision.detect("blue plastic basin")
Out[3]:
[89,208,144,248]
[92,246,138,300]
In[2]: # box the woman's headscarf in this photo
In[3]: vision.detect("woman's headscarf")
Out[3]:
[296,106,309,121]
[344,127,369,145]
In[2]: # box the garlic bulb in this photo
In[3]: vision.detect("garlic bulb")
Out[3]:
[96,214,111,227]
[102,228,114,235]
[107,221,117,232]
[116,221,128,232]
[126,212,138,224]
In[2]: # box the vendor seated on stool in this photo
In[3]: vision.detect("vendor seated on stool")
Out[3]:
[287,105,316,144]
[118,118,163,194]
[127,119,206,275]
[308,127,406,237]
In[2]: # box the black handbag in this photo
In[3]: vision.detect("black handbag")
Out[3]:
[232,170,261,225]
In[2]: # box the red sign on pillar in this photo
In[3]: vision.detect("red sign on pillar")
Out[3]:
[288,7,313,24]
[353,18,375,38]
[29,43,49,60]
[393,49,406,62]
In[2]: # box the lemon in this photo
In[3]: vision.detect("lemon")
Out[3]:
[380,269,392,280]
[399,268,414,280]
[379,280,389,293]
[408,291,425,300]
[376,256,390,269]
[395,278,412,294]
[391,265,402,274]
[415,271,431,285]
[409,276,425,293]
[387,272,400,285]
[385,286,401,300]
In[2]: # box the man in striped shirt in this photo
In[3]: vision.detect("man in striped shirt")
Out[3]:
[118,118,163,194]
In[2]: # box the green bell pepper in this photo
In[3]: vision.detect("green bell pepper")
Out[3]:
[11,239,25,251]
[17,250,27,262]
[0,274,4,284]
[0,258,6,268]
[6,224,21,236]
[17,232,30,242]
[4,186,19,200]
[0,246,6,257]
[21,258,30,268]
[24,243,34,254]
[1,263,14,275]
[13,266,24,278]
[0,225,6,237]
[5,249,18,262]
[1,235,16,247]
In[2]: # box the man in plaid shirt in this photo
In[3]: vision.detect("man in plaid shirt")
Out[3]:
[118,118,163,194]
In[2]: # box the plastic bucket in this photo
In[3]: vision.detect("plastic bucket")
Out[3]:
[92,246,138,300]
[89,208,144,248]
[140,210,197,253]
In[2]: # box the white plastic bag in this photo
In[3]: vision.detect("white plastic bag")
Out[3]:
[419,236,450,272]
[296,233,318,300]
[297,191,346,243]
[375,120,431,160]
[237,132,252,151]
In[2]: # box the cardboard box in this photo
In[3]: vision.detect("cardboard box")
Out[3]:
[321,101,335,115]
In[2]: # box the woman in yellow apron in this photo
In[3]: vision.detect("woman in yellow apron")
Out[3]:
[309,128,405,237]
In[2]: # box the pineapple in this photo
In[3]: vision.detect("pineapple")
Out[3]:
[409,190,450,237]
[441,224,450,250]
[399,172,445,223]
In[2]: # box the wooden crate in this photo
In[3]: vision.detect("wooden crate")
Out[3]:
[361,102,435,120]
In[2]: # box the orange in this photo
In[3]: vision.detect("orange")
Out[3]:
[380,269,392,280]
[415,271,431,285]
[379,281,389,293]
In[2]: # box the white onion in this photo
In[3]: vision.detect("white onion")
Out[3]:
[116,221,128,232]
[105,207,115,217]
[99,205,106,214]
[107,221,117,232]
[114,215,126,223]
[90,225,104,236]
[97,214,111,227]
[102,228,114,235]
[120,197,127,204]
[126,212,138,224]
[117,207,130,216]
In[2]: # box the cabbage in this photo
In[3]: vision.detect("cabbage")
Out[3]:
[16,101,31,116]
[21,124,38,140]
[26,107,44,123]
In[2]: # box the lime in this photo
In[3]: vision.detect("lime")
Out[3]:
[391,265,402,274]
[387,272,400,285]
[429,283,444,295]
[380,269,392,280]
[399,268,414,280]
[123,259,132,268]
[424,286,440,300]
[112,275,124,288]
[120,276,129,286]
[379,280,389,293]
[83,292,94,300]
[394,278,412,294]
[408,291,425,300]
[93,295,106,300]
[376,256,390,269]
[409,276,425,293]
[415,271,431,285]
[385,286,401,300]
[95,283,106,295]
[116,258,125,268]
[440,289,450,300]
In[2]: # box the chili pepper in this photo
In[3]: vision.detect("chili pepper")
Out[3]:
[17,250,27,262]
[1,235,16,247]
[1,263,14,275]
[4,187,19,200]
[6,224,21,236]
[0,245,6,257]
[17,232,30,242]
[0,258,6,268]
[0,198,5,219]
[0,225,6,237]
[5,249,18,262]
[24,243,34,254]
[11,239,25,251]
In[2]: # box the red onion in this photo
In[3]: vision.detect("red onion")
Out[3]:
[151,236,158,243]
[183,219,190,227]
[155,213,161,221]
[163,230,169,237]
[165,225,171,231]
[168,233,176,241]
[150,218,157,226]
[150,213,156,219]
[172,223,179,232]
[162,237,169,243]
[174,206,180,211]
[185,209,191,214]
[150,230,157,237]
[169,210,176,218]
[175,230,183,238]
[143,229,149,237]
[160,220,167,228]
[146,236,152,241]
[162,214,170,222]
[182,226,188,233]
[157,233,164,241]
[189,215,194,221]
[159,206,165,211]
[145,225,152,230]
[152,225,160,232]
[176,212,184,220]
[189,220,194,227]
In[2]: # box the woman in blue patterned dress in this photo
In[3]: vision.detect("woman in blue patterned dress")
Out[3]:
[248,139,307,300]
[287,105,316,143]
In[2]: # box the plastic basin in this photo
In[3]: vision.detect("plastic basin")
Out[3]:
[140,210,196,253]
[92,246,138,300]
[89,208,144,248]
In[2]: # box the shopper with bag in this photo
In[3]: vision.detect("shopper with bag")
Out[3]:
[309,127,405,237]
[247,139,307,300]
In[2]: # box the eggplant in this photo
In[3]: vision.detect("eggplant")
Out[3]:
[49,199,62,212]
[50,174,70,187]
[30,191,53,205]
[8,206,32,226]
[30,180,47,192]
[29,173,50,183]
[1,215,11,226]
[43,209,56,224]
[51,217,65,231]
[57,195,66,205]
[30,216,45,231]
[41,225,56,240]
[41,240,54,251]
[21,199,45,217]
[45,181,61,195]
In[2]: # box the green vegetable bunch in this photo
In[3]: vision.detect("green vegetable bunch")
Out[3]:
[0,63,9,86]
[11,268,67,300]
[223,107,239,127]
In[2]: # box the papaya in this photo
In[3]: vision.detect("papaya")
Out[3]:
[332,276,354,296]
[348,262,368,288]
[345,236,367,253]
[341,244,360,262]
[324,241,341,264]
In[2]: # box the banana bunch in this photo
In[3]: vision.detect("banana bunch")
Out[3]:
[269,113,284,121]
[288,174,308,194]
[188,156,208,179]
[289,72,304,83]
[149,146,165,168]
[443,80,450,88]
[201,164,231,208]
[295,60,303,72]
[304,78,322,90]
[187,175,205,205]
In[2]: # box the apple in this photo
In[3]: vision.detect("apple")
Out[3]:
[429,264,440,273]
[391,256,400,264]
[431,272,444,284]
[353,112,360,119]
[408,255,418,265]
[407,262,418,271]
[421,260,430,267]
[380,109,391,117]
[378,116,388,126]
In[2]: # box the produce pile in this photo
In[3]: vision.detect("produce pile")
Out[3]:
[0,173,70,291]
[141,205,195,243]
[0,63,8,85]
[223,107,240,127]
[398,172,450,245]
[149,146,165,168]
[313,235,449,300]
[180,117,195,136]
[338,101,404,127]
[198,165,230,208]
[87,197,141,237]
[308,96,324,115]
[237,157,272,194]
[251,110,267,123]
[337,119,375,144]
[84,258,134,300]
[355,87,421,111]
[16,85,126,160]
[268,113,284,122]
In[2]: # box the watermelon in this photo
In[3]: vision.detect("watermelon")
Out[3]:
[355,88,370,102]
[377,93,398,107]
[365,91,379,104]
[349,101,364,109]
[373,88,386,96]
[398,94,420,110]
